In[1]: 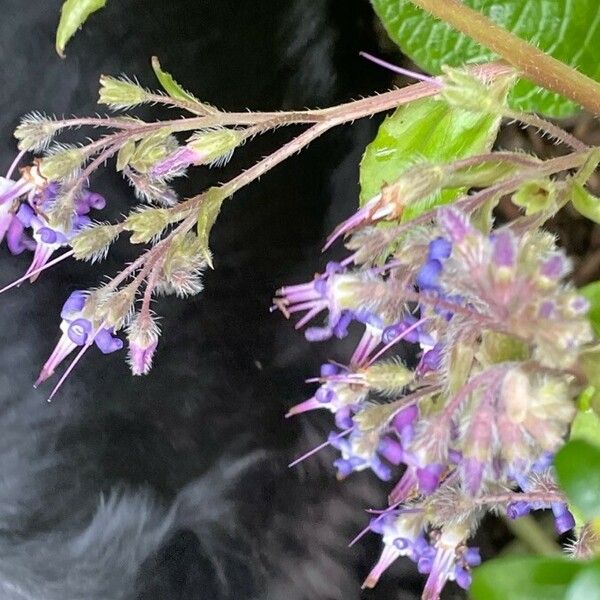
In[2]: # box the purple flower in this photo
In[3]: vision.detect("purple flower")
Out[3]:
[127,313,160,376]
[275,263,380,342]
[422,526,474,599]
[35,291,123,386]
[363,513,426,589]
[552,502,575,534]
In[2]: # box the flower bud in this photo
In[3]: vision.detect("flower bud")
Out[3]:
[40,145,85,181]
[124,208,171,243]
[14,112,62,152]
[127,313,160,375]
[129,129,178,174]
[98,75,152,109]
[364,360,413,396]
[150,129,244,179]
[156,232,208,297]
[187,128,246,167]
[71,223,121,262]
[440,66,508,115]
[124,166,178,206]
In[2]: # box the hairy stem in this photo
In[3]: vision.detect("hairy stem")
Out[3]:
[406,0,600,115]
[506,110,588,151]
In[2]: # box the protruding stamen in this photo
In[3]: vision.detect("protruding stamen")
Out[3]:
[288,428,352,468]
[0,250,74,295]
[359,52,441,86]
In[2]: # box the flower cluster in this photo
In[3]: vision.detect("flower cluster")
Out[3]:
[0,165,103,277]
[275,207,594,599]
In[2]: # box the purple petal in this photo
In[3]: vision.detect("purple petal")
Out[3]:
[416,260,443,291]
[94,329,124,354]
[492,230,516,267]
[454,566,472,590]
[38,227,58,244]
[6,217,28,255]
[378,437,404,465]
[16,204,34,227]
[61,291,87,319]
[428,237,452,261]
[67,318,92,346]
[416,463,444,494]
[315,386,334,403]
[320,363,338,377]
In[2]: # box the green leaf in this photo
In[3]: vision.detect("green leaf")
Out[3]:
[571,183,600,225]
[371,0,600,117]
[359,96,501,218]
[116,139,136,172]
[151,57,201,105]
[471,555,585,600]
[56,0,107,57]
[555,440,600,521]
[581,282,600,337]
[196,189,223,268]
[571,401,600,448]
[565,561,600,600]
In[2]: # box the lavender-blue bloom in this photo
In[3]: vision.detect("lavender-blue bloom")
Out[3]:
[35,291,123,386]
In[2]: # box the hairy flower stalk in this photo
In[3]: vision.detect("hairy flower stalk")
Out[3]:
[276,204,596,599]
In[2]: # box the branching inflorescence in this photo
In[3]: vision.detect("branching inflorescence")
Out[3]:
[0,53,599,599]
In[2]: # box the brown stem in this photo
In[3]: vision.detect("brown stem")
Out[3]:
[407,0,600,115]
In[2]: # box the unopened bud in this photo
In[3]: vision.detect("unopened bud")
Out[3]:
[40,145,85,181]
[98,75,152,109]
[364,360,413,396]
[124,208,171,243]
[187,128,245,167]
[71,223,121,262]
[98,287,137,329]
[127,313,160,375]
[129,129,178,174]
[149,129,245,179]
[440,66,509,114]
[157,232,208,297]
[14,112,62,152]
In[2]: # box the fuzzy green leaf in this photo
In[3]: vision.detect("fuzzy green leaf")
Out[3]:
[151,57,200,105]
[56,0,107,57]
[371,0,600,117]
[359,96,501,218]
[571,402,600,448]
[471,555,584,600]
[555,440,600,521]
[580,282,600,337]
[196,190,223,268]
[571,183,600,225]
